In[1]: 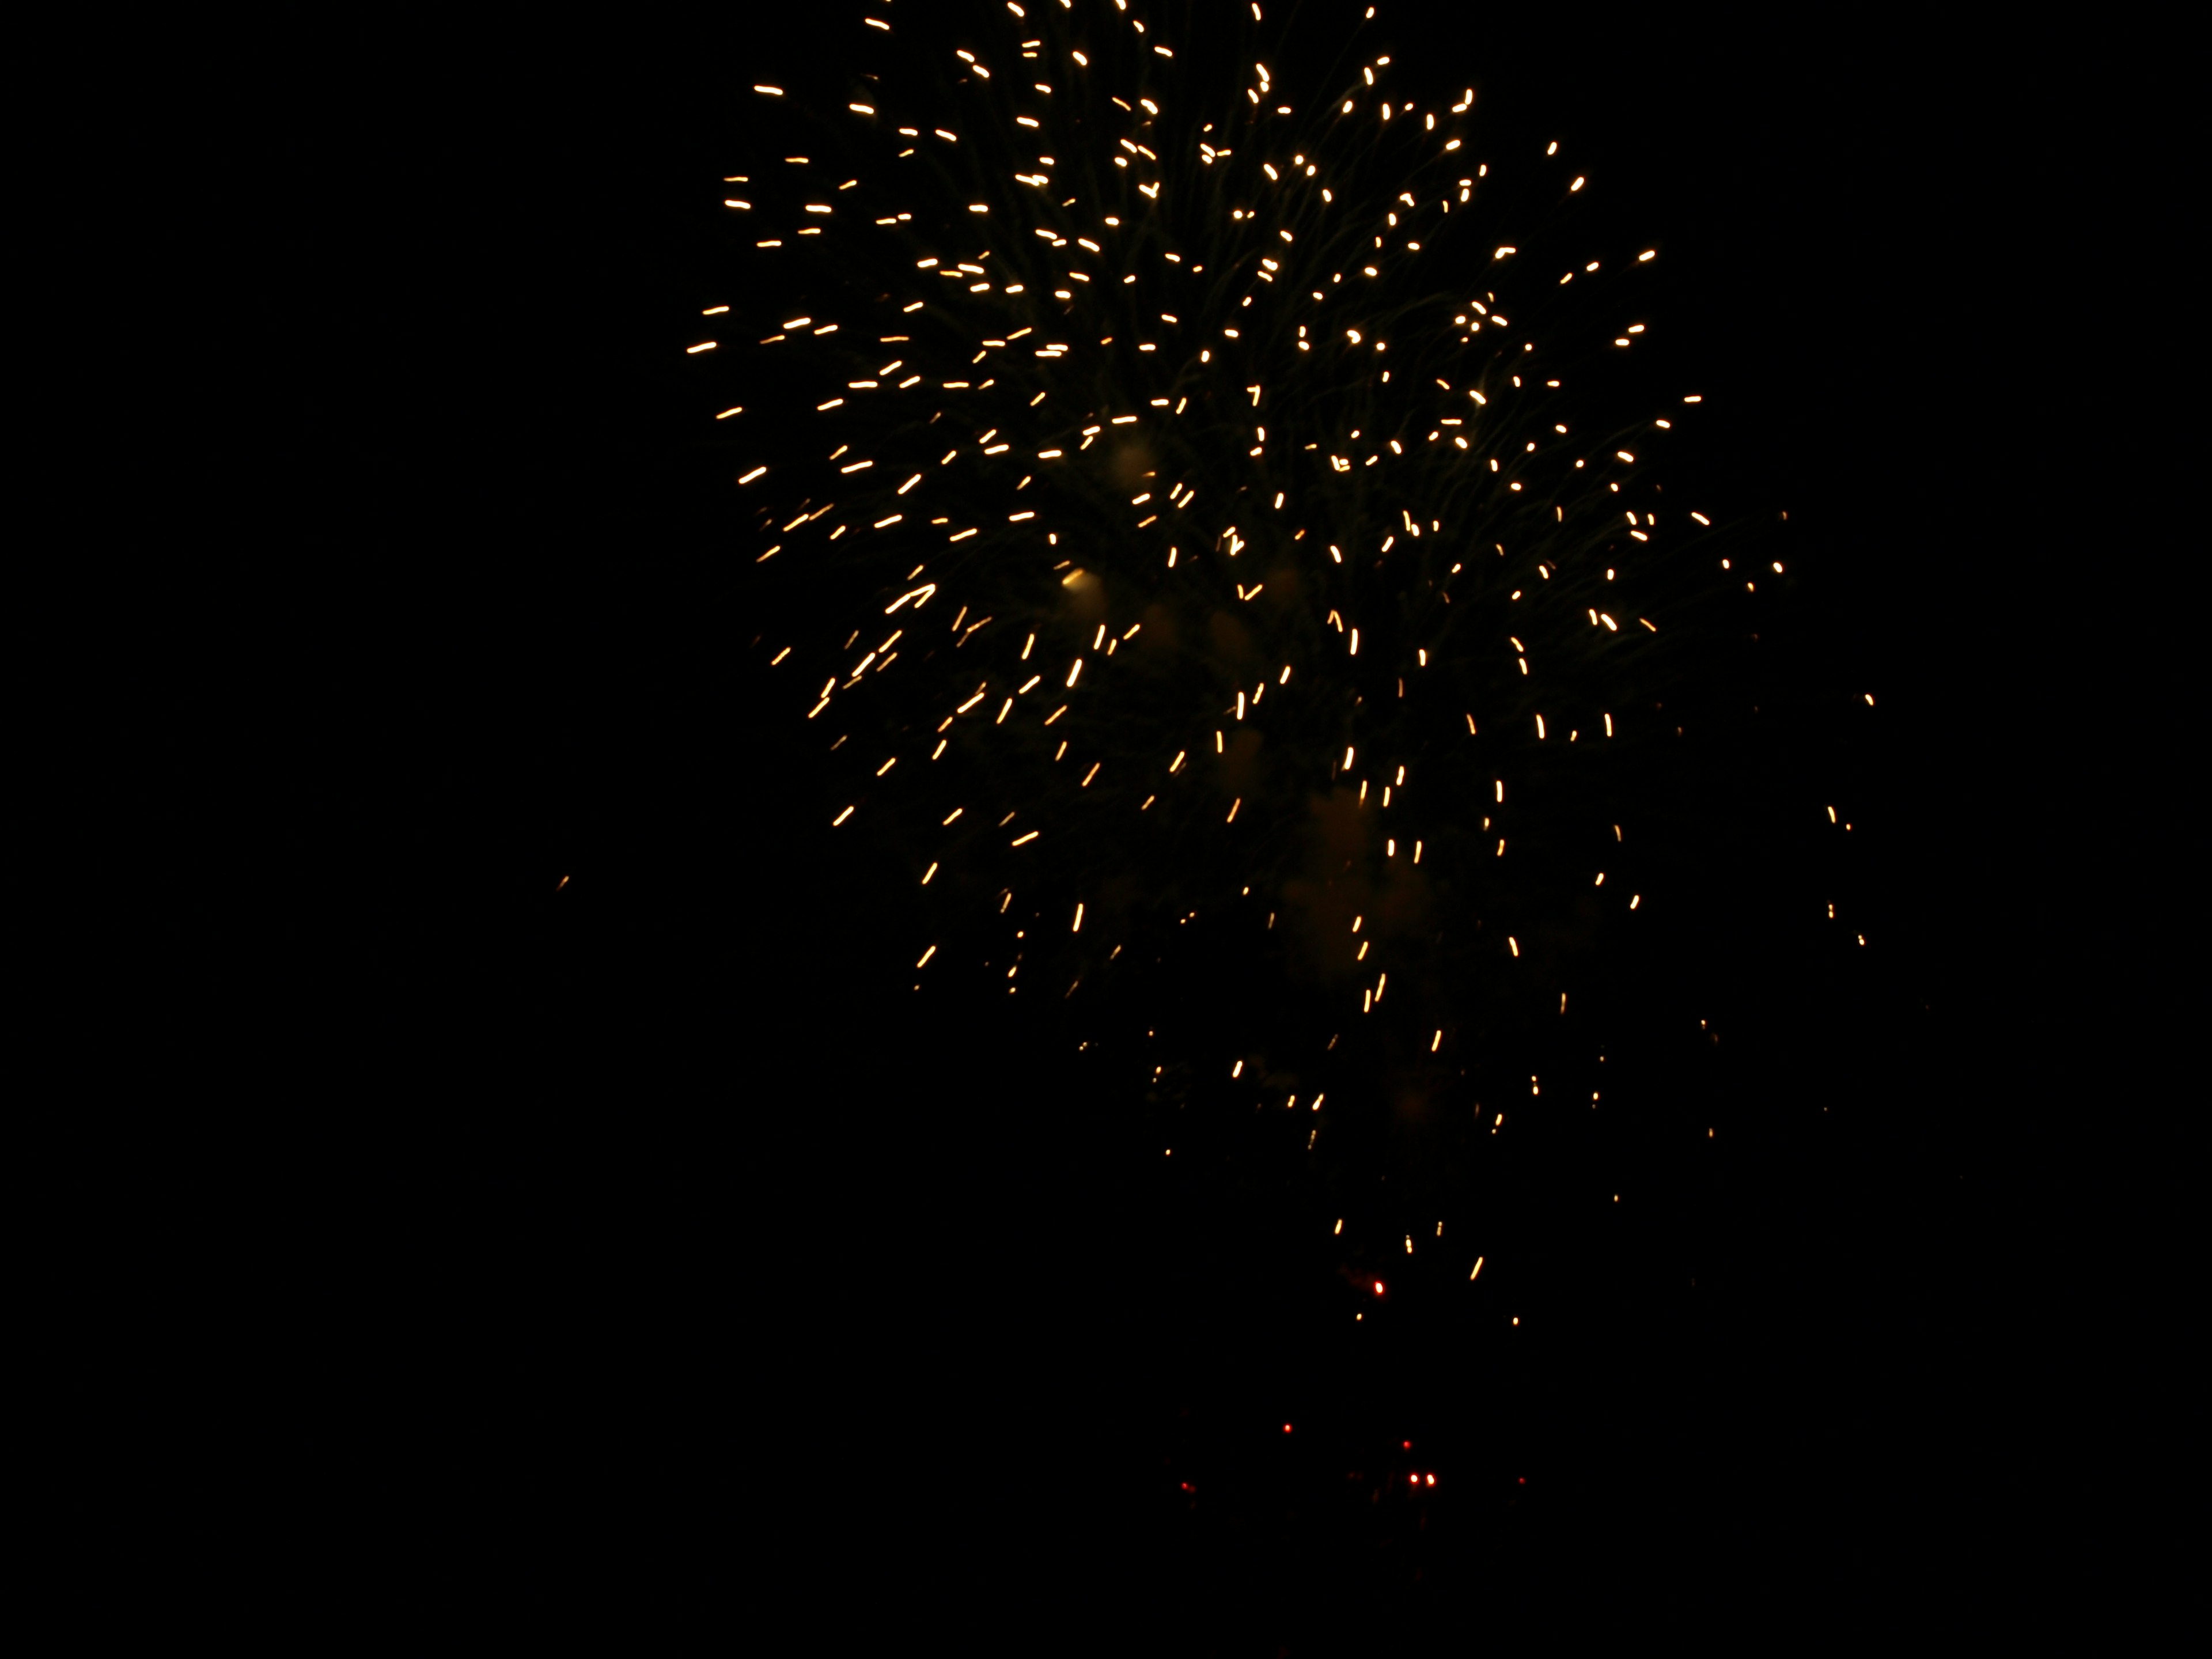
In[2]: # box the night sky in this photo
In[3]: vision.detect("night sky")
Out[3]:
[322,3,2076,1643]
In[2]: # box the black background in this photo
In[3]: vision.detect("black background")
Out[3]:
[304,2,2083,1643]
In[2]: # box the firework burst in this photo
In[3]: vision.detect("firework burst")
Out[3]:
[704,0,1797,1283]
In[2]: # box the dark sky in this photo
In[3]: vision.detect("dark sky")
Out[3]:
[323,2,2073,1634]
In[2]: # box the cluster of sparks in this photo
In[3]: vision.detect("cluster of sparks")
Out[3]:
[703,0,1869,1391]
